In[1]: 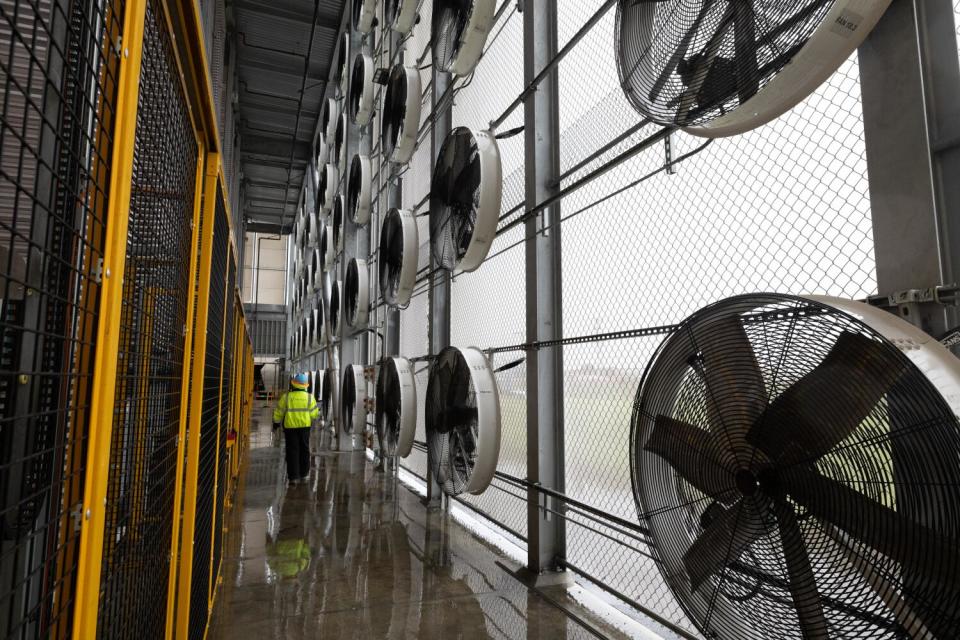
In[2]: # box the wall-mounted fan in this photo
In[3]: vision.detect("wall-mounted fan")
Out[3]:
[327,278,341,337]
[322,97,339,142]
[337,32,350,95]
[430,127,502,273]
[321,365,339,426]
[347,154,372,226]
[306,209,319,246]
[318,163,337,215]
[335,112,349,173]
[319,222,335,272]
[432,0,495,77]
[310,248,322,291]
[353,0,376,32]
[313,368,324,405]
[378,208,418,308]
[332,195,345,254]
[631,293,960,640]
[426,346,501,495]
[341,363,367,437]
[376,357,417,458]
[344,258,370,331]
[382,63,422,165]
[615,0,893,137]
[316,135,328,170]
[385,0,417,35]
[312,308,322,347]
[350,53,375,126]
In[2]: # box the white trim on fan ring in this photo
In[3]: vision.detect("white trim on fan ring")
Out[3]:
[387,356,418,458]
[447,0,495,77]
[338,32,350,96]
[354,0,376,32]
[456,128,502,273]
[324,98,339,141]
[320,222,335,272]
[337,113,349,173]
[341,363,367,435]
[320,163,338,215]
[352,53,375,126]
[684,0,893,138]
[333,194,345,254]
[390,65,422,165]
[393,208,419,306]
[460,346,501,494]
[350,154,372,225]
[347,258,370,331]
[391,0,417,35]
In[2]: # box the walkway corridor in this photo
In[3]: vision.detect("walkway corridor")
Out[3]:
[206,411,632,639]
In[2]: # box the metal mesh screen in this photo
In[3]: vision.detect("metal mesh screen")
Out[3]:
[189,187,229,640]
[96,0,198,633]
[0,0,123,632]
[213,261,236,585]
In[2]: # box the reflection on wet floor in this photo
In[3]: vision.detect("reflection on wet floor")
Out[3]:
[208,409,630,639]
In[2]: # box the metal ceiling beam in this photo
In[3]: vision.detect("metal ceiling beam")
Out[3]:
[241,134,312,161]
[237,54,329,80]
[234,0,340,25]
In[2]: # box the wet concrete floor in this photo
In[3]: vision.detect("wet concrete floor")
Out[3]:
[207,410,632,639]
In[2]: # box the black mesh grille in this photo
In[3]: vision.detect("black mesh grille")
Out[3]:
[426,347,479,496]
[430,127,481,271]
[0,0,123,632]
[212,259,235,587]
[96,0,198,634]
[188,187,228,640]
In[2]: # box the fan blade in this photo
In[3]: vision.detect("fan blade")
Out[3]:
[644,415,737,503]
[675,2,735,122]
[782,465,960,590]
[749,331,907,465]
[647,0,716,102]
[732,0,759,103]
[774,503,829,639]
[696,315,766,460]
[683,496,767,592]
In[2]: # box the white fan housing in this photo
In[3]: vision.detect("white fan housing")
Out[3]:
[458,347,501,494]
[389,0,417,35]
[379,208,419,308]
[446,0,495,77]
[384,357,417,458]
[319,163,338,216]
[341,363,367,435]
[351,53,375,126]
[353,0,376,33]
[316,135,328,168]
[338,32,350,95]
[348,154,372,225]
[320,222,335,272]
[337,113,349,173]
[332,194,345,254]
[310,248,323,291]
[345,258,370,331]
[323,98,339,141]
[384,64,422,165]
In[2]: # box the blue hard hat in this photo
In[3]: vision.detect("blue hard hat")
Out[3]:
[292,373,309,388]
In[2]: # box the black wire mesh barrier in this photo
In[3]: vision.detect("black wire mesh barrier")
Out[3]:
[96,0,198,633]
[0,0,124,632]
[212,259,236,588]
[189,187,229,640]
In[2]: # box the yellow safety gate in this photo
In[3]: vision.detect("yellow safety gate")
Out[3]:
[0,0,254,635]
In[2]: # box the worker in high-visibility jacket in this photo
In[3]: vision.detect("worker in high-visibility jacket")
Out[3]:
[273,373,319,485]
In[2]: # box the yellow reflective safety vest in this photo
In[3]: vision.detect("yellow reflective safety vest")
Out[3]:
[273,389,319,428]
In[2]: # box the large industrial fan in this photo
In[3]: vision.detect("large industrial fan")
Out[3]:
[381,63,422,165]
[313,368,324,405]
[327,278,341,337]
[322,97,339,141]
[350,53,375,126]
[320,222,335,272]
[318,163,337,215]
[376,357,417,458]
[430,127,502,273]
[312,308,322,347]
[310,249,322,291]
[353,0,376,32]
[347,154,372,226]
[378,207,418,308]
[332,195,345,254]
[306,208,319,246]
[344,258,370,331]
[321,366,339,426]
[385,0,417,35]
[341,363,368,437]
[316,136,328,170]
[337,32,350,95]
[615,0,893,137]
[335,112,348,173]
[425,346,501,495]
[631,294,960,639]
[432,0,495,77]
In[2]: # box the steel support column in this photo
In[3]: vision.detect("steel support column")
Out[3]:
[426,67,452,508]
[859,0,960,335]
[523,0,566,579]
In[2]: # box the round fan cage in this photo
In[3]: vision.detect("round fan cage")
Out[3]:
[382,63,422,165]
[334,112,347,173]
[320,222,334,272]
[353,0,376,32]
[340,364,367,435]
[306,209,319,246]
[385,0,417,34]
[313,368,324,406]
[631,293,960,640]
[321,366,339,424]
[327,279,341,337]
[337,32,350,95]
[312,308,322,347]
[615,0,893,137]
[318,163,338,215]
[376,356,417,459]
[425,346,501,496]
[350,53,375,126]
[332,195,345,254]
[347,154,372,226]
[322,97,339,141]
[344,258,370,332]
[432,0,495,77]
[430,126,502,273]
[378,207,418,308]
